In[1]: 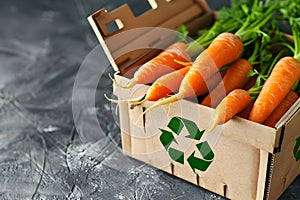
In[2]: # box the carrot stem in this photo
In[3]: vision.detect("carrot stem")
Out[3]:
[185,0,249,55]
[247,40,260,65]
[279,0,300,61]
[270,42,295,54]
[292,22,300,61]
[235,2,277,43]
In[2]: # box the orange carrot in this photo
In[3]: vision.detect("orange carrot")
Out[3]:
[196,69,226,97]
[264,90,298,127]
[131,65,225,107]
[122,42,190,88]
[209,89,251,132]
[248,57,300,123]
[106,65,191,106]
[201,58,253,108]
[141,32,243,114]
[131,65,191,106]
[237,100,254,119]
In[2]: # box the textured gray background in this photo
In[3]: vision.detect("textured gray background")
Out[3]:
[0,0,298,199]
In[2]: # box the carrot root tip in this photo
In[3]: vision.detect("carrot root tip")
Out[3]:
[108,73,137,89]
[108,73,119,86]
[207,113,218,133]
[104,93,145,104]
[137,102,160,121]
[137,94,181,120]
[104,93,120,104]
[207,119,218,133]
[114,103,119,116]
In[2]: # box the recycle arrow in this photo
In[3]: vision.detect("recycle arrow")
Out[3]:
[160,117,214,172]
[294,136,300,162]
[167,116,205,140]
[187,141,214,172]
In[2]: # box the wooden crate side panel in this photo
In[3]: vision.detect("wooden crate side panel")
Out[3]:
[114,77,277,153]
[256,150,269,200]
[197,135,262,200]
[118,102,132,155]
[222,119,277,153]
[113,77,150,157]
[125,100,269,200]
[268,108,300,200]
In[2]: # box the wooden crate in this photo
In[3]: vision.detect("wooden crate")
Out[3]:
[88,0,300,199]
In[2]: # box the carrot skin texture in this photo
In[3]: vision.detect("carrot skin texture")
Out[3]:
[264,91,298,127]
[249,57,300,123]
[197,69,226,96]
[141,33,243,115]
[181,32,244,98]
[132,42,190,85]
[209,89,251,131]
[237,100,254,119]
[145,66,190,101]
[201,58,253,108]
[138,69,224,109]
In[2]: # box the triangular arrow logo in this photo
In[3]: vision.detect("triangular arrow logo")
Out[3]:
[160,117,214,173]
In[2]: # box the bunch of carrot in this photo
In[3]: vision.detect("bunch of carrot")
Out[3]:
[107,0,300,130]
[209,0,300,130]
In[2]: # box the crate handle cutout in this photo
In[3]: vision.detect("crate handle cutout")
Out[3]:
[159,116,214,172]
[148,0,158,9]
[88,0,213,73]
[148,0,174,9]
[90,0,210,39]
[106,18,124,34]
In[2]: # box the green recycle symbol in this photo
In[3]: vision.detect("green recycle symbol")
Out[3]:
[294,136,300,162]
[159,117,214,172]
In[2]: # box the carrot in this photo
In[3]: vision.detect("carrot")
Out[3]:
[207,36,283,128]
[184,0,246,55]
[138,1,277,115]
[106,64,190,103]
[208,89,252,132]
[213,6,300,126]
[264,90,298,127]
[208,45,289,131]
[130,61,223,107]
[108,59,223,109]
[130,65,191,106]
[201,58,253,108]
[248,56,300,123]
[139,32,244,114]
[197,69,226,97]
[237,100,254,119]
[119,42,190,88]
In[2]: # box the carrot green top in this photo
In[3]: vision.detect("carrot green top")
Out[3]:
[234,0,278,44]
[178,0,300,97]
[181,0,279,56]
[278,0,300,61]
[184,0,247,55]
